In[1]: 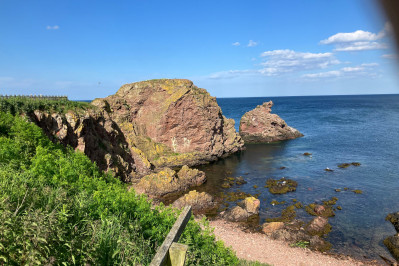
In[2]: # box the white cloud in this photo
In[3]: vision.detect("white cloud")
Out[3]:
[259,49,340,76]
[208,70,256,80]
[302,63,378,79]
[247,40,258,47]
[232,42,240,46]
[320,22,391,51]
[302,71,341,79]
[334,41,388,51]
[382,53,397,59]
[46,25,59,30]
[320,30,380,44]
[207,49,342,79]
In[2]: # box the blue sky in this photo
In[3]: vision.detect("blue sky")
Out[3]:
[1,0,399,99]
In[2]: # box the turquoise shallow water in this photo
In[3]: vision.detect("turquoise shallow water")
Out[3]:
[195,95,399,260]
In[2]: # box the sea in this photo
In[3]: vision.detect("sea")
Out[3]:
[196,94,399,261]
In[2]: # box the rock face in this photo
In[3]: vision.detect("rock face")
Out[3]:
[134,166,206,198]
[31,110,149,182]
[239,101,303,143]
[172,190,217,214]
[92,79,244,169]
[29,79,244,186]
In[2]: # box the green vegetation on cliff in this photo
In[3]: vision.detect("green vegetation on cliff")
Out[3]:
[0,112,238,265]
[0,97,91,115]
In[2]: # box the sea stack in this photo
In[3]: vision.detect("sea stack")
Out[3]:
[92,79,244,169]
[239,101,303,143]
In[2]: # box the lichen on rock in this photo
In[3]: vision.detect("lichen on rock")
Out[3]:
[265,177,298,194]
[172,190,217,214]
[92,79,244,169]
[239,101,303,143]
[134,165,206,198]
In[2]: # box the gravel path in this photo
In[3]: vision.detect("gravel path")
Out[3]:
[209,220,381,266]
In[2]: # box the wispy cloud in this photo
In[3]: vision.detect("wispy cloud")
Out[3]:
[320,22,391,51]
[302,63,378,79]
[259,49,340,76]
[247,40,258,47]
[46,25,60,30]
[232,42,240,46]
[209,70,256,80]
[207,49,341,79]
[382,53,397,59]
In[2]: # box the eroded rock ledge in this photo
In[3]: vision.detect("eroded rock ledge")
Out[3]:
[239,101,303,143]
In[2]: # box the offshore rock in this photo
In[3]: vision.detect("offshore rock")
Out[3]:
[239,101,303,143]
[92,79,244,169]
[134,166,206,198]
[172,190,217,214]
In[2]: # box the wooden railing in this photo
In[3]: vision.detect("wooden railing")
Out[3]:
[0,95,68,101]
[150,206,192,266]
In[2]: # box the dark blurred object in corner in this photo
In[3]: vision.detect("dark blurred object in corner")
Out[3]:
[380,0,399,51]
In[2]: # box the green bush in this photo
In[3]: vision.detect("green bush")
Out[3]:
[0,97,91,115]
[0,112,238,265]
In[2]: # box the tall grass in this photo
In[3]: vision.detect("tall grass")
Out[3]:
[0,112,239,265]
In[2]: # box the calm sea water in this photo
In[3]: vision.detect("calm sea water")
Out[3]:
[195,95,399,260]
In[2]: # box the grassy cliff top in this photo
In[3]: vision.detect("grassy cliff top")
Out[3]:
[0,96,93,115]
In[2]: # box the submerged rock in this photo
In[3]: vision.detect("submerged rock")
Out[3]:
[172,190,217,214]
[309,235,332,252]
[239,101,303,143]
[305,216,332,236]
[266,205,297,223]
[386,212,399,233]
[384,235,399,262]
[265,177,298,194]
[305,203,335,218]
[134,166,206,198]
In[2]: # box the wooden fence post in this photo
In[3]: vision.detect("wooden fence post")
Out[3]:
[150,206,192,266]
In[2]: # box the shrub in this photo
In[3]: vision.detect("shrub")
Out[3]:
[0,112,238,265]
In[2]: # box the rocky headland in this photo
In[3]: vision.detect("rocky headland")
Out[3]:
[239,101,303,143]
[30,79,245,198]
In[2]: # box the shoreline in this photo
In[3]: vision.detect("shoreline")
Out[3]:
[209,219,382,266]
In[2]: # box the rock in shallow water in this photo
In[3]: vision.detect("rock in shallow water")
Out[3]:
[262,222,285,234]
[305,216,332,236]
[386,212,399,233]
[384,235,399,262]
[172,190,216,214]
[239,101,303,143]
[134,165,206,198]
